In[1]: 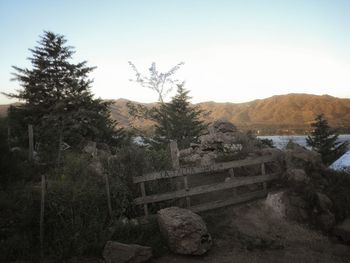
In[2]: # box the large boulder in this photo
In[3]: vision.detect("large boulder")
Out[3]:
[284,141,322,169]
[282,191,309,222]
[102,241,152,263]
[333,218,350,242]
[285,168,309,184]
[316,212,336,231]
[315,192,333,212]
[157,207,212,255]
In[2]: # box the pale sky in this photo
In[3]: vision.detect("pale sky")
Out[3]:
[1,0,350,104]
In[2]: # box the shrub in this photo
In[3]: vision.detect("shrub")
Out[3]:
[0,185,41,261]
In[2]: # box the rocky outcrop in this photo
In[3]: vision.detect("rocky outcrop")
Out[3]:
[102,241,152,263]
[284,141,322,170]
[157,207,212,255]
[282,191,309,222]
[333,218,350,242]
[285,168,309,184]
[179,121,255,166]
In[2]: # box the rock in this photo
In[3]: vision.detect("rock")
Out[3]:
[88,159,104,176]
[316,192,333,212]
[333,217,350,242]
[212,120,237,133]
[200,152,217,166]
[83,141,97,157]
[102,241,152,263]
[282,191,309,222]
[330,244,350,257]
[157,207,212,255]
[182,153,201,166]
[284,141,322,169]
[316,212,336,231]
[289,195,308,208]
[285,168,309,184]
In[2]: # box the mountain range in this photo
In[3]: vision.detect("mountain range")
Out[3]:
[2,93,350,134]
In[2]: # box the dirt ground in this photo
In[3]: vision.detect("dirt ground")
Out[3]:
[154,192,350,263]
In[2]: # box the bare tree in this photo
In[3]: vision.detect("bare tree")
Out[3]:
[128,61,184,103]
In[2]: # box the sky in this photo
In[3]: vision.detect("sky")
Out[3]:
[0,0,350,104]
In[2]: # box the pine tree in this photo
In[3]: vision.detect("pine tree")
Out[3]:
[306,114,348,165]
[4,31,123,161]
[153,84,208,149]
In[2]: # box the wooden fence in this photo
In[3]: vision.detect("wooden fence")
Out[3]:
[133,154,280,216]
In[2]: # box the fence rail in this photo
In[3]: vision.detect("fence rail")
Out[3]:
[133,154,280,216]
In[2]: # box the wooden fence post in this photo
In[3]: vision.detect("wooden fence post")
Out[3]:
[261,162,267,192]
[28,124,34,161]
[40,174,46,260]
[229,168,237,196]
[169,140,179,170]
[183,175,191,208]
[140,182,149,216]
[7,126,11,150]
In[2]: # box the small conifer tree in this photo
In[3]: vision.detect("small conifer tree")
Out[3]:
[153,84,207,148]
[306,114,348,165]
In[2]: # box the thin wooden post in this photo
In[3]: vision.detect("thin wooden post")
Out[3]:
[7,126,11,150]
[169,140,179,170]
[40,174,46,260]
[105,173,113,219]
[229,168,237,196]
[183,175,191,208]
[261,162,267,192]
[140,182,149,216]
[28,124,34,161]
[56,127,63,167]
[105,157,113,219]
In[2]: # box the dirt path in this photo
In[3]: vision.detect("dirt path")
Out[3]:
[154,192,350,263]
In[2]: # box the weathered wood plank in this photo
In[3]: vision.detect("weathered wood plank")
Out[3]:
[134,173,279,205]
[133,155,277,183]
[190,190,267,213]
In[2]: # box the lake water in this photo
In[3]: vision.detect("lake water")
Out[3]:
[258,134,350,150]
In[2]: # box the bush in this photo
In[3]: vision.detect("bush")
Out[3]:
[0,185,41,261]
[290,165,350,224]
[0,143,173,260]
[325,170,350,221]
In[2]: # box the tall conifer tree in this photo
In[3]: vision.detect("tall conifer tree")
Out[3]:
[5,31,122,161]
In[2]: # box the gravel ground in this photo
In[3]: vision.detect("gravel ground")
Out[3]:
[154,192,350,263]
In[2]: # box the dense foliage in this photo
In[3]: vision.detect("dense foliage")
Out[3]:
[306,114,348,165]
[4,31,124,162]
[153,85,208,149]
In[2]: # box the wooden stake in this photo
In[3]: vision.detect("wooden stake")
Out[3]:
[183,175,191,208]
[105,172,113,219]
[169,140,179,170]
[261,163,267,192]
[229,168,237,196]
[7,126,11,150]
[28,124,34,161]
[140,182,149,216]
[40,174,46,260]
[56,127,63,167]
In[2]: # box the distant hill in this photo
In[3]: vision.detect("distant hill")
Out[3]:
[2,94,350,134]
[109,94,350,134]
